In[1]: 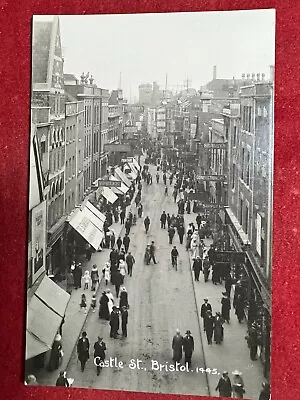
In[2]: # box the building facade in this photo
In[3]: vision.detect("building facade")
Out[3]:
[32,16,67,275]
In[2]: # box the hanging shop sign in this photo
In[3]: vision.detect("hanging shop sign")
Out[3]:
[97,180,121,187]
[214,251,246,264]
[201,143,227,149]
[121,158,134,163]
[196,175,226,181]
[103,144,131,152]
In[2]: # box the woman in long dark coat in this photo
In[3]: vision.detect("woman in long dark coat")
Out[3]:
[99,292,110,320]
[214,313,225,344]
[47,334,62,371]
[119,287,129,309]
[221,293,231,323]
[172,330,183,362]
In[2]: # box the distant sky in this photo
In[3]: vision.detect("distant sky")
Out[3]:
[34,10,275,100]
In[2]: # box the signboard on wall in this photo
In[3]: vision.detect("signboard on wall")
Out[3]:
[31,200,47,284]
[98,180,121,187]
[196,175,226,181]
[202,143,227,149]
[256,213,262,256]
[104,144,131,152]
[215,251,245,264]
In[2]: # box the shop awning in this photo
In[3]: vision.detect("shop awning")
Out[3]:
[26,276,70,360]
[69,208,104,249]
[115,167,132,187]
[132,157,141,171]
[109,175,129,194]
[124,163,137,180]
[85,201,106,223]
[101,186,118,204]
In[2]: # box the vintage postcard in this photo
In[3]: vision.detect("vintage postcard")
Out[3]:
[26,10,275,399]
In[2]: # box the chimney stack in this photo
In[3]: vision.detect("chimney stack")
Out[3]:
[247,73,250,80]
[213,65,217,80]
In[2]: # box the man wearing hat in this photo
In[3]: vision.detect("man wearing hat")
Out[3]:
[183,330,194,367]
[121,305,129,337]
[204,310,215,345]
[110,306,120,339]
[126,251,135,277]
[93,336,106,376]
[172,329,184,362]
[77,331,90,372]
[215,371,232,397]
[192,256,202,281]
[201,299,212,329]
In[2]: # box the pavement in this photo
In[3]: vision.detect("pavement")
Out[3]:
[35,160,265,399]
[184,213,265,399]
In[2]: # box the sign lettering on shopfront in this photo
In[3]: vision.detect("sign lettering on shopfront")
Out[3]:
[98,180,121,187]
[196,175,226,181]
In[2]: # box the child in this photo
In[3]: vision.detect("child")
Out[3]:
[91,294,97,313]
[82,270,91,290]
[80,293,87,314]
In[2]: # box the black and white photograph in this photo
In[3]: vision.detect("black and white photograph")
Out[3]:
[26,10,275,399]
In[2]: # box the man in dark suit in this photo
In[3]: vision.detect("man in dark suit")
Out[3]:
[123,234,130,253]
[77,331,90,372]
[201,298,212,329]
[183,330,194,367]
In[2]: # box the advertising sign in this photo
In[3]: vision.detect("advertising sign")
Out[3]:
[203,143,227,149]
[196,175,226,181]
[214,251,246,264]
[31,200,46,283]
[103,144,131,152]
[98,180,121,187]
[121,158,134,163]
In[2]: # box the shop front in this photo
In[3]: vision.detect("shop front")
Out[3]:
[223,206,271,379]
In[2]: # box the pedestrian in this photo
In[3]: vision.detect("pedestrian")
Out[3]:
[168,225,175,244]
[173,188,178,203]
[85,243,92,261]
[182,330,194,368]
[160,211,167,229]
[190,237,199,259]
[201,299,212,327]
[221,292,231,323]
[138,203,143,218]
[25,375,38,386]
[77,331,90,372]
[91,264,99,291]
[167,213,171,228]
[246,322,259,361]
[120,209,125,224]
[232,371,245,398]
[121,306,129,337]
[113,208,119,223]
[123,234,130,253]
[176,224,184,244]
[91,294,97,312]
[82,271,91,290]
[47,333,63,371]
[119,259,128,283]
[192,256,202,281]
[112,268,123,298]
[55,371,69,387]
[119,286,129,308]
[186,231,192,251]
[110,248,119,268]
[149,241,157,264]
[110,231,116,249]
[94,337,106,376]
[119,247,126,262]
[196,213,201,230]
[102,262,111,285]
[172,329,183,362]
[215,371,232,397]
[204,310,214,344]
[171,246,179,267]
[80,293,87,313]
[214,312,225,344]
[234,294,245,323]
[116,236,122,252]
[109,306,120,338]
[99,291,110,320]
[144,216,150,233]
[125,219,131,235]
[186,200,191,214]
[126,252,135,277]
[259,382,270,400]
[105,288,115,314]
[73,263,82,289]
[225,274,233,297]
[203,256,210,282]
